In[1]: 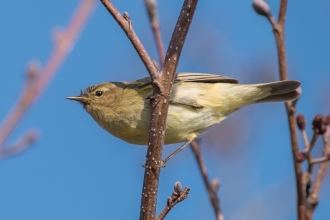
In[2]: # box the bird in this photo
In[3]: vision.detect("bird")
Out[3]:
[67,73,300,149]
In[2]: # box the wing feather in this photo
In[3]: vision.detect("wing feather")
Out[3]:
[175,72,238,84]
[128,72,238,90]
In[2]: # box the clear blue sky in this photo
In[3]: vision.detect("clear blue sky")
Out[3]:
[1,1,329,219]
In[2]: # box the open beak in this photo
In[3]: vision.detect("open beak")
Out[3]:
[66,95,89,104]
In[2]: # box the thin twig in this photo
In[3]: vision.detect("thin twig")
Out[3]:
[310,156,329,165]
[0,130,39,160]
[307,132,319,173]
[306,127,330,219]
[143,0,165,64]
[0,0,96,149]
[100,0,159,78]
[190,141,223,220]
[308,132,318,153]
[270,0,305,219]
[156,182,190,220]
[300,130,310,152]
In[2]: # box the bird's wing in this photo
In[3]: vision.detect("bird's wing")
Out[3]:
[129,72,238,90]
[174,72,238,84]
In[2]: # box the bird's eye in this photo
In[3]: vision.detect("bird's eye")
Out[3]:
[95,91,103,97]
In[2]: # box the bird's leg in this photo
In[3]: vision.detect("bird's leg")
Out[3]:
[160,138,196,167]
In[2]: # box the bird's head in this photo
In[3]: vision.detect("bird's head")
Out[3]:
[66,82,126,114]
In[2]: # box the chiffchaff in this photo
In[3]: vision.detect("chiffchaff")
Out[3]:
[67,73,300,146]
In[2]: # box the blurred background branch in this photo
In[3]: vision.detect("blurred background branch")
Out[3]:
[0,0,96,158]
[0,129,39,160]
[143,0,165,65]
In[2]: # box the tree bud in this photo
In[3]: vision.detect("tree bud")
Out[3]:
[312,114,327,135]
[174,181,182,193]
[252,0,271,17]
[296,114,306,130]
[295,151,307,163]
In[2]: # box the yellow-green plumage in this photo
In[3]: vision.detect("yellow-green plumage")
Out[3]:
[67,73,300,145]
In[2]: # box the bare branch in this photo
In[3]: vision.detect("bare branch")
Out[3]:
[143,3,223,217]
[0,0,96,148]
[100,0,198,219]
[301,130,310,151]
[253,0,305,218]
[100,0,159,78]
[0,129,39,160]
[306,127,330,219]
[156,182,190,220]
[143,0,165,64]
[310,156,329,165]
[190,141,223,220]
[307,131,319,173]
[278,0,288,26]
[141,1,198,219]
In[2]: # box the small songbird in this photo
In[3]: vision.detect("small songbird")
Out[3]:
[67,73,300,146]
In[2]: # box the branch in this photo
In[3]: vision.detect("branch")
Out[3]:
[100,1,198,219]
[143,0,165,64]
[310,156,329,165]
[307,132,319,173]
[278,0,288,26]
[156,182,190,220]
[100,0,159,78]
[142,2,224,217]
[306,127,330,220]
[0,130,39,160]
[141,1,198,219]
[0,0,96,150]
[252,0,305,219]
[190,141,224,220]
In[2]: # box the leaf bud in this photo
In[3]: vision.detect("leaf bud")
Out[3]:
[312,114,327,135]
[252,0,271,17]
[174,181,182,193]
[295,151,307,163]
[296,114,306,130]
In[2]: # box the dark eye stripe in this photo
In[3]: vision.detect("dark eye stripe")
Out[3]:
[95,91,103,96]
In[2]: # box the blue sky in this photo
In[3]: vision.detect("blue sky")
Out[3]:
[1,1,329,219]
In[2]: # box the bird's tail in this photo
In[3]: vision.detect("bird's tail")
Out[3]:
[255,80,301,103]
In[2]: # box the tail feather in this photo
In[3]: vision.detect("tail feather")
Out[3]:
[256,89,301,103]
[256,80,301,103]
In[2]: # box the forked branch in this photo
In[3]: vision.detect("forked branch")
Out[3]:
[100,0,198,219]
[143,0,165,64]
[156,182,190,220]
[142,1,223,218]
[100,0,159,79]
